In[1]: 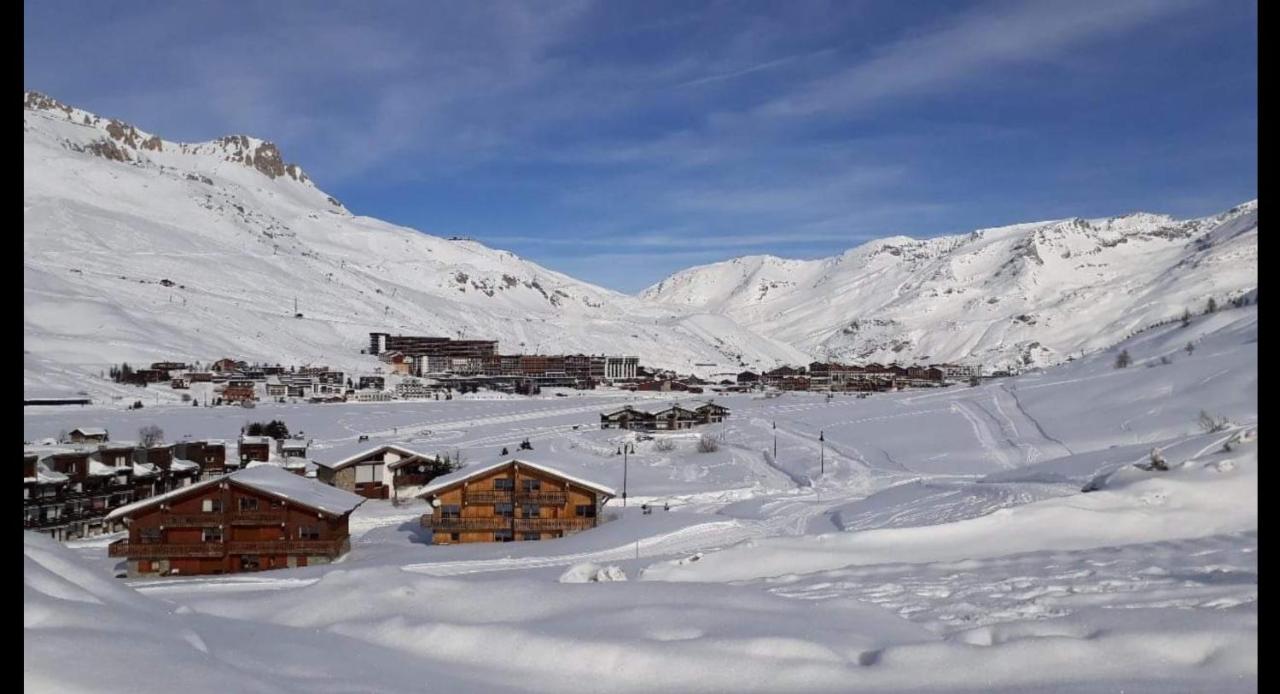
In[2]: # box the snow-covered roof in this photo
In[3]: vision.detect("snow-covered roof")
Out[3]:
[132,462,160,477]
[70,427,107,436]
[88,460,125,477]
[170,458,200,472]
[417,458,616,499]
[107,465,365,521]
[280,440,308,450]
[315,443,432,470]
[239,436,273,445]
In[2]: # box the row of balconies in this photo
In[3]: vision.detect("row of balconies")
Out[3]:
[424,516,595,532]
[107,538,346,558]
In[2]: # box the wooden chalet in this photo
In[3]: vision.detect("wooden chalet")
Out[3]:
[173,439,228,478]
[418,459,614,544]
[106,466,365,577]
[68,427,109,444]
[650,405,702,430]
[238,436,273,465]
[695,402,731,424]
[736,371,759,384]
[599,405,657,430]
[211,358,241,373]
[314,444,435,499]
[221,383,257,404]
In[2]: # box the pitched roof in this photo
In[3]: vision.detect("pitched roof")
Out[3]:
[106,465,365,521]
[314,443,433,471]
[417,458,616,499]
[70,427,107,436]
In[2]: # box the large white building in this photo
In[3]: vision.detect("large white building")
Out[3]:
[605,356,639,381]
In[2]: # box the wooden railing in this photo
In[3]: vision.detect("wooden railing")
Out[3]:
[516,491,567,505]
[425,517,508,531]
[463,490,512,504]
[515,518,595,532]
[108,540,223,558]
[226,540,345,556]
[229,512,287,525]
[158,513,223,527]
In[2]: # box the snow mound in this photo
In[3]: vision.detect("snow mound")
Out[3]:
[559,562,628,583]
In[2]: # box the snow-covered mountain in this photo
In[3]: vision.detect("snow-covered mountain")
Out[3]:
[643,203,1257,370]
[24,91,808,394]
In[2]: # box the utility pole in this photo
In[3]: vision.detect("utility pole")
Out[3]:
[621,444,629,507]
[772,421,777,461]
[819,430,825,476]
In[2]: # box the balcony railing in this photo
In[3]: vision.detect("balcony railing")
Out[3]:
[462,490,569,505]
[158,513,224,527]
[425,517,509,531]
[515,518,595,532]
[463,490,512,504]
[226,540,345,556]
[108,540,223,558]
[516,491,567,505]
[229,512,287,525]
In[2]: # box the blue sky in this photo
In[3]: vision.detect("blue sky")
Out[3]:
[25,0,1256,293]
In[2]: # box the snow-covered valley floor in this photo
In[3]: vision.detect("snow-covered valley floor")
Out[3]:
[25,307,1257,693]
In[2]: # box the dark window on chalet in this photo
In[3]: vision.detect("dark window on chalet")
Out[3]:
[493,478,514,491]
[440,504,461,519]
[202,527,223,542]
[298,526,320,540]
[139,527,161,544]
[575,504,597,518]
[522,478,540,492]
[239,497,259,511]
[494,530,514,542]
[241,555,261,571]
[522,504,540,518]
[495,503,514,518]
[522,533,541,541]
[450,532,461,542]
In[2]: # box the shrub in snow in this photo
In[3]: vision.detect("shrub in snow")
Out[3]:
[697,434,721,453]
[559,562,627,583]
[1198,410,1230,433]
[653,438,676,452]
[1148,447,1168,472]
[1114,350,1131,368]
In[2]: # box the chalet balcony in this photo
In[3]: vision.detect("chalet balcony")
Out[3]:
[108,540,223,558]
[229,512,288,525]
[515,491,567,505]
[515,518,595,532]
[158,513,224,528]
[425,516,509,531]
[226,540,346,556]
[463,490,513,504]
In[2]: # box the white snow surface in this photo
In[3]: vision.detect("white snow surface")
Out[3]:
[26,305,1257,692]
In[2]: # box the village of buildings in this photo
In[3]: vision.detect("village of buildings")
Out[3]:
[24,330,988,579]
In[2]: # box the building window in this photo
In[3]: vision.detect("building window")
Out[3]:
[450,532,460,542]
[238,497,258,511]
[494,530,514,542]
[493,478,514,491]
[355,464,383,484]
[522,533,541,541]
[203,527,223,542]
[522,478,540,492]
[298,526,320,540]
[575,504,597,518]
[241,555,260,571]
[139,527,161,544]
[495,503,514,518]
[202,498,223,513]
[522,504,540,518]
[440,504,461,519]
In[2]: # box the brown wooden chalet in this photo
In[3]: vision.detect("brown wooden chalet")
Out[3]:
[650,405,702,430]
[418,459,614,544]
[600,405,657,430]
[238,435,273,464]
[601,401,731,430]
[315,444,436,499]
[68,427,109,444]
[173,439,228,478]
[106,465,365,577]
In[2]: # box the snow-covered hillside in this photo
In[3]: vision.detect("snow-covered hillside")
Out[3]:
[23,91,806,396]
[643,203,1257,370]
[27,304,1257,692]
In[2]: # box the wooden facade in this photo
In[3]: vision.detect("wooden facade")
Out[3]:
[420,460,613,544]
[600,403,731,430]
[106,467,363,577]
[315,444,435,499]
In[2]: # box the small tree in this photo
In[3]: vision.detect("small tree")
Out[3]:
[1181,309,1192,327]
[1185,342,1195,356]
[1114,350,1131,368]
[654,438,676,452]
[139,424,165,447]
[1206,297,1218,314]
[696,434,720,453]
